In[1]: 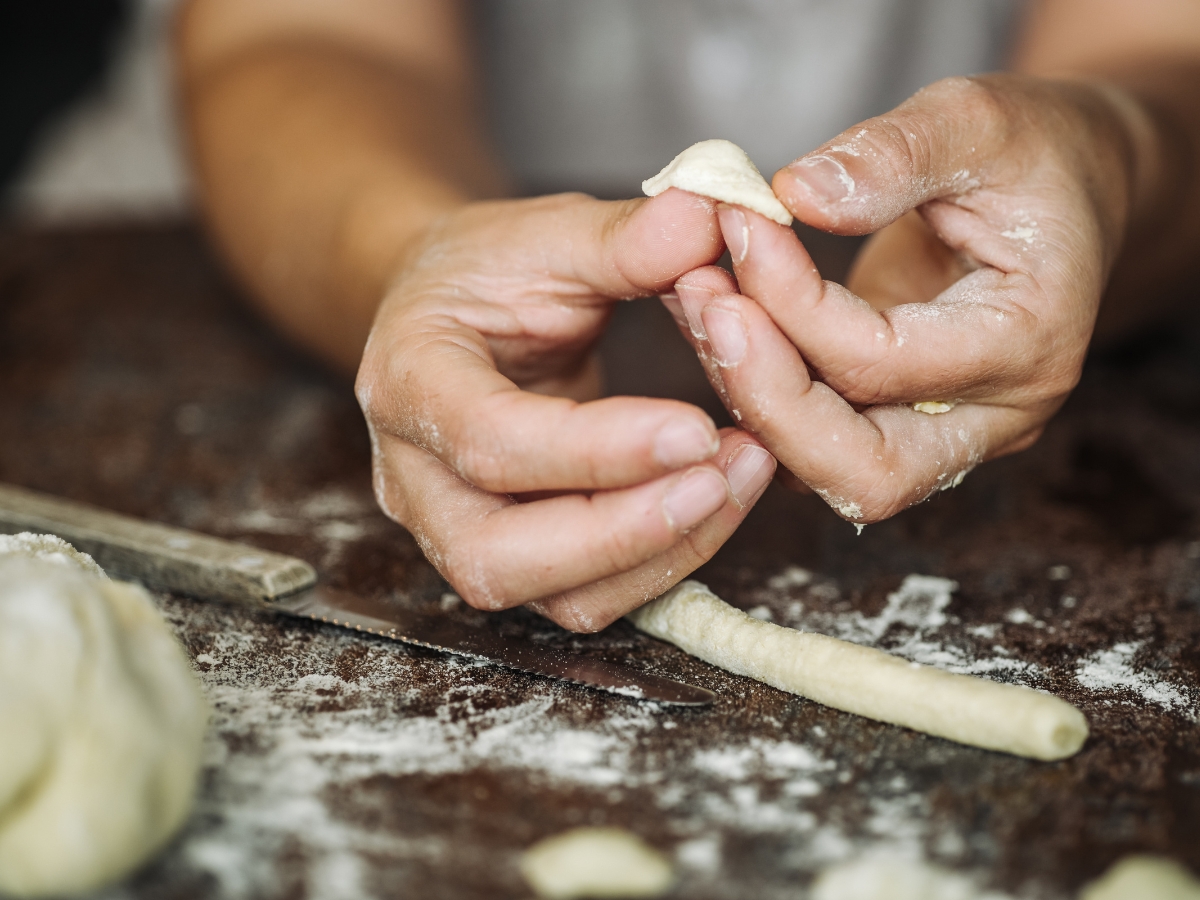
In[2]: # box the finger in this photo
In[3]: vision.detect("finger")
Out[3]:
[502,187,724,299]
[713,204,1081,407]
[584,187,725,296]
[529,430,777,632]
[771,76,1005,235]
[377,431,770,611]
[673,280,1043,524]
[359,305,721,493]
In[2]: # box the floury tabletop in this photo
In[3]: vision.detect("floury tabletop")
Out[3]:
[0,483,714,706]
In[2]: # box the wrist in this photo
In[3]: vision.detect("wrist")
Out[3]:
[1083,79,1169,233]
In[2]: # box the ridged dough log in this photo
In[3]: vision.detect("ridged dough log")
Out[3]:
[628,580,1088,761]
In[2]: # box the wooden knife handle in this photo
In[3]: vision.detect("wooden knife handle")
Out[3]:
[0,483,316,603]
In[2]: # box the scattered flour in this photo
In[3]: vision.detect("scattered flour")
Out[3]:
[783,574,1040,681]
[1074,642,1192,712]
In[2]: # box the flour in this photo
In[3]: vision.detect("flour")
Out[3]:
[1075,642,1192,712]
[773,574,1041,682]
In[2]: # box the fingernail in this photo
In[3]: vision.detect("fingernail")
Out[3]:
[724,444,775,508]
[718,205,749,263]
[788,155,854,203]
[654,416,719,468]
[662,467,728,532]
[700,305,747,366]
[675,282,713,340]
[659,291,682,318]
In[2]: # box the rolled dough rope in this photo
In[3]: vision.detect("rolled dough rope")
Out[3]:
[627,580,1088,761]
[641,139,794,226]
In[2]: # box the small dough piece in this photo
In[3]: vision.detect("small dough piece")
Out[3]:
[642,139,794,225]
[520,827,675,899]
[628,581,1088,760]
[0,540,208,897]
[1080,855,1200,900]
[812,853,1012,900]
[913,401,956,415]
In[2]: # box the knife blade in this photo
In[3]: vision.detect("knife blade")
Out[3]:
[273,585,715,705]
[0,482,715,706]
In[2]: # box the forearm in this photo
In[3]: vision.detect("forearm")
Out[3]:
[181,43,506,372]
[1013,0,1200,341]
[1085,63,1200,340]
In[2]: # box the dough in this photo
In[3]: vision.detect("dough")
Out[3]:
[0,534,208,897]
[913,401,956,415]
[1079,855,1200,900]
[520,827,675,899]
[627,581,1088,760]
[642,139,794,226]
[812,854,1012,900]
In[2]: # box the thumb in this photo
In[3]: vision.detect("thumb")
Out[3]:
[571,187,725,298]
[772,76,1004,235]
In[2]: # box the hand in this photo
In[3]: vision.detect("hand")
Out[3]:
[356,190,777,631]
[671,74,1143,524]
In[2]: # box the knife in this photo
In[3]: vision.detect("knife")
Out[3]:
[0,483,714,706]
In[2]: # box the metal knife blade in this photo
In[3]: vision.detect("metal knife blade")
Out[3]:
[0,482,715,706]
[272,585,715,706]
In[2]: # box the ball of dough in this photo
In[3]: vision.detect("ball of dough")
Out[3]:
[0,537,208,898]
[520,827,675,899]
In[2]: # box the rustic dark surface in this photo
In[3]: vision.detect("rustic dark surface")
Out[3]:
[0,223,1198,900]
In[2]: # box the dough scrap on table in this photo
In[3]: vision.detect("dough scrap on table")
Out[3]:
[913,400,956,415]
[0,535,208,898]
[812,853,1013,900]
[642,139,794,226]
[627,580,1088,760]
[520,826,675,899]
[1079,855,1200,900]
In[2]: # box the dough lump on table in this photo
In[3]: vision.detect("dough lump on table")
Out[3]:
[628,580,1088,761]
[642,139,794,226]
[520,827,675,899]
[0,534,208,898]
[812,853,1013,900]
[1079,855,1200,900]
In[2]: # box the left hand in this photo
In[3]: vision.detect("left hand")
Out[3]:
[670,74,1150,524]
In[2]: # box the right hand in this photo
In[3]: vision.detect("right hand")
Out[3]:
[355,190,777,632]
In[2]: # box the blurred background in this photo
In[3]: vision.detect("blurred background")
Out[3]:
[1,0,1021,222]
[2,0,189,224]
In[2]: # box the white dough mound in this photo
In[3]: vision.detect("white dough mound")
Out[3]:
[1080,855,1200,900]
[0,535,208,897]
[642,139,794,225]
[520,827,675,899]
[812,854,1013,900]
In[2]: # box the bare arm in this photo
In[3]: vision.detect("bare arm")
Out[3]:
[179,0,505,372]
[1013,0,1200,340]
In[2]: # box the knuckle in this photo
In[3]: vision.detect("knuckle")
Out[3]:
[453,437,508,492]
[859,117,923,183]
[444,547,510,612]
[596,521,655,575]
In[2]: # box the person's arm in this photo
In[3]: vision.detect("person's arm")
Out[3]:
[1013,0,1200,341]
[179,0,502,372]
[667,0,1200,526]
[179,0,776,631]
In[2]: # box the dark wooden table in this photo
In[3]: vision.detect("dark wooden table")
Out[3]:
[1,224,1198,900]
